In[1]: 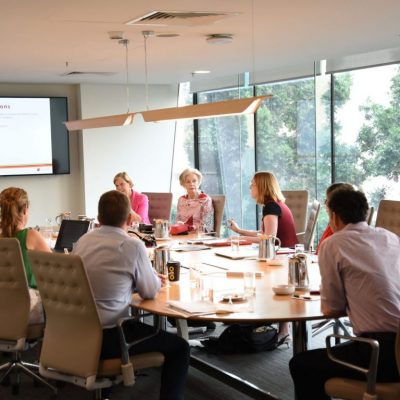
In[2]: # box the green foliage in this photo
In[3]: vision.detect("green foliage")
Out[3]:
[357,66,400,182]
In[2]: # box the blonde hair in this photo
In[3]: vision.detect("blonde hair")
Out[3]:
[113,171,133,188]
[179,168,203,187]
[253,171,285,205]
[0,187,29,237]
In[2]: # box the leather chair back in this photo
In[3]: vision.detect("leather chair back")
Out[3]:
[210,195,225,237]
[0,238,30,341]
[375,200,400,236]
[282,190,309,234]
[29,251,102,380]
[143,192,173,223]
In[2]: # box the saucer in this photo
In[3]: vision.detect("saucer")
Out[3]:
[272,285,295,295]
[221,293,247,303]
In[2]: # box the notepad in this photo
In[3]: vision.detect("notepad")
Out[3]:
[214,248,258,260]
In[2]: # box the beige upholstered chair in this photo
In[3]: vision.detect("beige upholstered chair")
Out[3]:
[296,200,321,251]
[375,200,400,236]
[282,190,309,234]
[28,250,164,399]
[0,238,56,395]
[210,195,226,237]
[324,327,400,400]
[143,192,173,223]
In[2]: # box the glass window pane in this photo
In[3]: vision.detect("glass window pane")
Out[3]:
[170,83,195,223]
[334,65,400,215]
[197,88,256,235]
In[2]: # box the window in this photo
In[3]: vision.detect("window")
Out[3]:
[194,63,400,240]
[333,65,400,217]
[197,87,255,235]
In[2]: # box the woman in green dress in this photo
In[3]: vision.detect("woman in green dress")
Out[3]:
[0,187,51,323]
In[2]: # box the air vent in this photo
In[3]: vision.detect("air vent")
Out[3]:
[126,11,238,27]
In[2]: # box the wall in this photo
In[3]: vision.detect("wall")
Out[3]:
[0,82,180,225]
[0,84,83,227]
[79,83,179,218]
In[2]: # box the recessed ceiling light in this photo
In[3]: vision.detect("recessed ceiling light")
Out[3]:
[192,70,211,75]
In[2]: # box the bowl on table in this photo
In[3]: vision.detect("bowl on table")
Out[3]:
[272,284,295,296]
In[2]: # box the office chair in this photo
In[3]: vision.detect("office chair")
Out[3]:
[375,200,400,236]
[296,199,321,251]
[28,250,164,399]
[366,206,375,226]
[210,195,226,237]
[0,238,56,395]
[325,327,400,400]
[143,192,173,223]
[282,190,309,234]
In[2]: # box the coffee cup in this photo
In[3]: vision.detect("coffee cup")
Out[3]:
[167,260,181,282]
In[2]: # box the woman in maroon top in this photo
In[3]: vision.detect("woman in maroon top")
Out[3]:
[229,171,297,343]
[229,171,297,247]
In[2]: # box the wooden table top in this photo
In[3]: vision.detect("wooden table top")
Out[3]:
[131,242,326,324]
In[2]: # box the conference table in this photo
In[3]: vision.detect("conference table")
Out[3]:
[131,238,335,400]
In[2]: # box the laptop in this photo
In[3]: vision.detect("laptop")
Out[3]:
[53,219,90,253]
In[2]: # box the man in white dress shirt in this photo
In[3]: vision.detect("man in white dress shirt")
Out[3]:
[289,188,400,400]
[74,190,189,400]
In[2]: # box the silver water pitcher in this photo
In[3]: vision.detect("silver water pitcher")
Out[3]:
[153,246,170,275]
[258,234,281,260]
[55,211,71,225]
[288,253,309,288]
[154,219,169,239]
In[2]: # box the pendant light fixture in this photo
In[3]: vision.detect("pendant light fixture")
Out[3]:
[64,28,269,131]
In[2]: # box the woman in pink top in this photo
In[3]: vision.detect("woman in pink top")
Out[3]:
[113,172,150,224]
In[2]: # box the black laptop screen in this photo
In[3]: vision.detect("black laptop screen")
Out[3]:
[54,220,90,252]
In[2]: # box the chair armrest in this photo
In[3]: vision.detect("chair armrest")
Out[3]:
[296,232,305,242]
[117,316,160,365]
[325,334,379,396]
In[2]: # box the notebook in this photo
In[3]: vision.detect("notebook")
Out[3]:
[214,248,258,260]
[53,219,90,253]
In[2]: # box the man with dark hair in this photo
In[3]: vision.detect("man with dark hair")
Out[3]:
[74,190,189,400]
[290,189,400,399]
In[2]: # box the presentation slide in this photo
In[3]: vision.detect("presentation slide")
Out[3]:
[0,97,53,176]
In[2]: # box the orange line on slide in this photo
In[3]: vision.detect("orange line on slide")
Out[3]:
[0,163,52,169]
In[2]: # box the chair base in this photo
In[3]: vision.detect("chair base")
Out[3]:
[0,360,57,395]
[312,318,353,341]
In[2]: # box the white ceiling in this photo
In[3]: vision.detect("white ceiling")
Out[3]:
[1,0,400,85]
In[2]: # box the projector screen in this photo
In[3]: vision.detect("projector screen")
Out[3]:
[0,97,69,176]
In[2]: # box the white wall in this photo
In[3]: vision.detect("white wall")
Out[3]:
[79,83,179,218]
[0,82,180,226]
[0,84,83,227]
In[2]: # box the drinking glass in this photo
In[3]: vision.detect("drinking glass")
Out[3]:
[243,271,256,297]
[295,243,305,254]
[230,236,240,252]
[197,223,206,238]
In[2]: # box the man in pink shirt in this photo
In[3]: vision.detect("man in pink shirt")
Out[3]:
[290,189,400,399]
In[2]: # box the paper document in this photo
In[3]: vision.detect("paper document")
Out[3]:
[168,300,233,315]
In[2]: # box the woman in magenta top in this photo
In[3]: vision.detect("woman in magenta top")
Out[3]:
[113,172,150,224]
